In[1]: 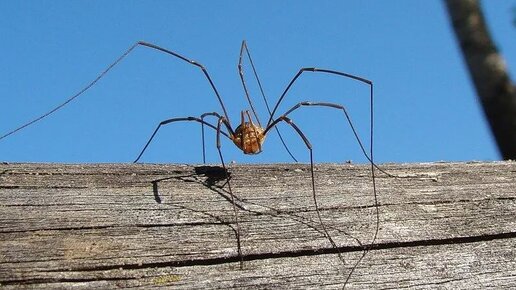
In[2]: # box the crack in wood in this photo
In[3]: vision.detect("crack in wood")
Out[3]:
[0,221,235,234]
[0,277,137,286]
[11,231,510,277]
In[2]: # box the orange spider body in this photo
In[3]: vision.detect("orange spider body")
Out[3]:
[231,111,265,154]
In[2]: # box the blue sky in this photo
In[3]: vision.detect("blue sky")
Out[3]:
[1,1,515,164]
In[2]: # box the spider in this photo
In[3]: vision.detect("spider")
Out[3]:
[0,40,379,287]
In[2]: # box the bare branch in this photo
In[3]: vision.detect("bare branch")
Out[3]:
[444,0,516,159]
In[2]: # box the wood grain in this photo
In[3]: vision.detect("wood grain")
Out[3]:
[0,161,515,289]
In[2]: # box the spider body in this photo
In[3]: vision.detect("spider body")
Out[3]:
[231,110,265,154]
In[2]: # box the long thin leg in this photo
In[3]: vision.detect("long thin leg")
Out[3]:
[267,68,373,128]
[215,116,243,269]
[270,68,382,176]
[265,101,379,288]
[200,112,232,164]
[133,116,232,163]
[238,41,298,162]
[265,68,374,179]
[238,41,262,127]
[265,116,346,267]
[1,41,232,141]
[268,101,370,161]
[138,42,231,123]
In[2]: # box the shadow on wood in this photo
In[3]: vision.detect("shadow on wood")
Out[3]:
[0,161,515,289]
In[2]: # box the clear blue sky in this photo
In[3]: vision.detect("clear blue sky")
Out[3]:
[1,1,515,164]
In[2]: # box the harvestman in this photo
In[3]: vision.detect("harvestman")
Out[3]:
[0,41,380,287]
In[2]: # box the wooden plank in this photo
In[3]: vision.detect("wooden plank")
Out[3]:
[0,161,515,288]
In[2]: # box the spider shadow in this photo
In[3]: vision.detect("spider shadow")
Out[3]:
[151,165,241,208]
[150,165,364,250]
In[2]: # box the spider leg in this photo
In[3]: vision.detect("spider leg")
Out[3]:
[267,67,373,130]
[238,41,298,162]
[215,116,243,269]
[281,101,393,177]
[137,42,231,123]
[238,41,262,127]
[1,41,232,141]
[267,101,380,288]
[264,116,346,267]
[133,116,232,163]
[277,102,373,160]
[200,112,234,164]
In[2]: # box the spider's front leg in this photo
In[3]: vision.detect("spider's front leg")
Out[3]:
[0,41,234,142]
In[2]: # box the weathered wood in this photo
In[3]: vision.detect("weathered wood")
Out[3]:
[0,161,515,289]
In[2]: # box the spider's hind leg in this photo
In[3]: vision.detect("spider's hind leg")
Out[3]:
[271,101,379,288]
[263,116,346,265]
[133,115,232,163]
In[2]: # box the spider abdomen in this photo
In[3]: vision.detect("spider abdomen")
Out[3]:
[232,123,265,154]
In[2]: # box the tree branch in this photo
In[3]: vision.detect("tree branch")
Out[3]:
[444,0,516,159]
